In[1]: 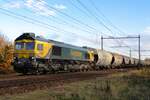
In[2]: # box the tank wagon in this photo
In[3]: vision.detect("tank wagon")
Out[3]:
[13,33,142,74]
[96,50,114,69]
[134,59,139,65]
[144,59,150,66]
[130,58,135,65]
[112,53,124,68]
[96,50,138,69]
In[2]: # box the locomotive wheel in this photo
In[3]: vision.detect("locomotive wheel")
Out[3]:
[36,67,46,75]
[22,70,28,75]
[48,65,56,74]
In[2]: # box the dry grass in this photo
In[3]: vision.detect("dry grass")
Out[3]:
[1,75,150,100]
[130,67,150,77]
[0,33,13,74]
[1,68,150,100]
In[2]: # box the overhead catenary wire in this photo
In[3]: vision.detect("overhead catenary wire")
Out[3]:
[75,0,127,48]
[1,0,139,56]
[22,0,110,39]
[38,0,103,33]
[3,0,97,35]
[67,0,109,44]
[67,0,94,22]
[89,0,126,36]
[1,0,104,43]
[66,0,117,48]
[0,8,69,34]
[23,0,98,35]
[1,0,96,39]
[76,0,114,34]
[87,0,137,52]
[0,9,60,32]
[88,0,134,43]
[23,0,109,45]
[0,7,97,44]
[75,0,122,43]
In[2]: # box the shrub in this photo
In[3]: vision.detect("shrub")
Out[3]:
[0,33,14,74]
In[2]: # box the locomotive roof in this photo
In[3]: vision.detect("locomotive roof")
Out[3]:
[82,46,98,54]
[48,39,89,52]
[15,33,89,52]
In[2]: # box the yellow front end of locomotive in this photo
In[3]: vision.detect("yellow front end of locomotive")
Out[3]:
[88,51,95,62]
[14,39,52,59]
[34,40,52,59]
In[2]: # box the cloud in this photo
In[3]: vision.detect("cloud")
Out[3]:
[3,1,22,9]
[143,26,150,33]
[2,0,66,17]
[24,0,56,16]
[25,0,34,8]
[24,0,67,16]
[54,4,67,10]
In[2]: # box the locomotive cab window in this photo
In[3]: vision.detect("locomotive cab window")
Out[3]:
[26,42,35,50]
[85,53,90,59]
[15,42,24,50]
[37,44,43,51]
[52,46,61,56]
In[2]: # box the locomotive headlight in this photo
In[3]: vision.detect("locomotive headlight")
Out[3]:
[14,57,18,60]
[31,57,35,60]
[30,57,36,65]
[13,57,18,61]
[29,56,35,61]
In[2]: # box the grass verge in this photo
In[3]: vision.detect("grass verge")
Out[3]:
[1,68,150,100]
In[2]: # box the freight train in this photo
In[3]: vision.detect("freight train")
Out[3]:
[13,33,143,74]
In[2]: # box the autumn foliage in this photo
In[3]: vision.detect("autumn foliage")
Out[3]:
[0,34,13,74]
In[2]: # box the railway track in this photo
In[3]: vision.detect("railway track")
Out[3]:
[0,68,136,95]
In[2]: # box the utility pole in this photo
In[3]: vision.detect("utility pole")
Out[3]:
[101,36,103,50]
[101,35,141,65]
[130,48,132,58]
[138,35,141,65]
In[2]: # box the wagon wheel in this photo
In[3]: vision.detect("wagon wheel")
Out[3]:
[64,65,69,72]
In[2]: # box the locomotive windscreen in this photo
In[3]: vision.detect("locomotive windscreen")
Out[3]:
[15,42,35,50]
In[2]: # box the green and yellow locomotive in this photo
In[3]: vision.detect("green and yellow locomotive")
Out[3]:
[13,33,95,74]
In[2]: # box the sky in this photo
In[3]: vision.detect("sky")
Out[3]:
[0,0,150,59]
